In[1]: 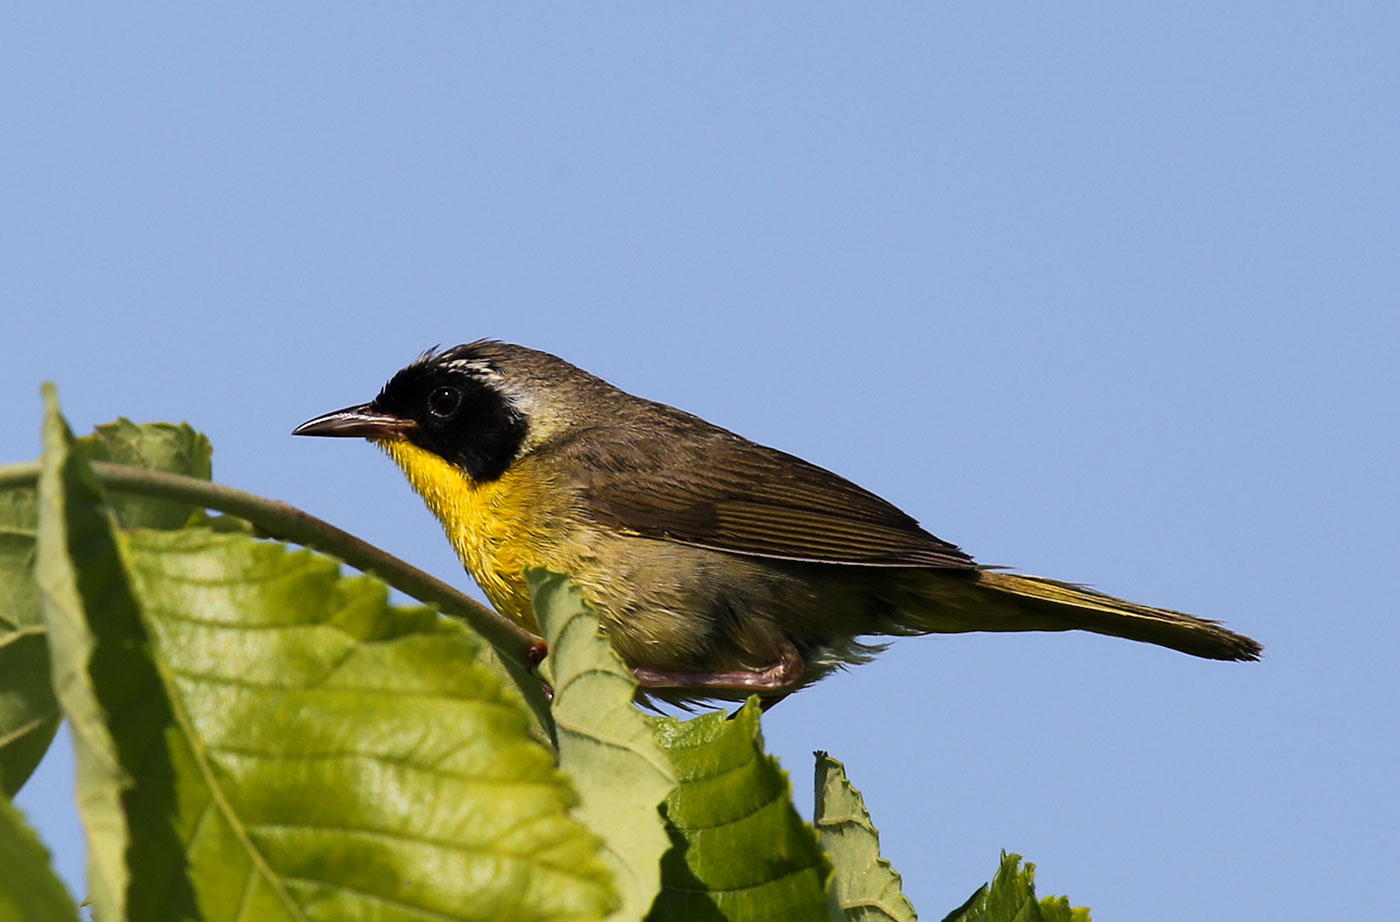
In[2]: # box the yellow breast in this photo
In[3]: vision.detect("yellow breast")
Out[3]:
[376,439,570,631]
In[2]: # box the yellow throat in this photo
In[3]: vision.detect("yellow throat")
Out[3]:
[376,438,559,631]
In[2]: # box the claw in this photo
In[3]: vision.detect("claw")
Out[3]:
[526,640,548,668]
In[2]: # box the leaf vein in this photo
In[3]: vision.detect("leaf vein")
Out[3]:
[661,862,822,897]
[668,785,787,834]
[207,743,558,786]
[554,724,677,779]
[0,708,57,748]
[153,655,312,922]
[259,823,610,889]
[167,667,515,715]
[0,625,49,649]
[277,876,495,922]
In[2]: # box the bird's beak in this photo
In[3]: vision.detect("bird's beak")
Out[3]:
[292,404,417,439]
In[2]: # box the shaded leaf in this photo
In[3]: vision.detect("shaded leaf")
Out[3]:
[0,793,82,922]
[941,854,1089,922]
[529,569,676,921]
[81,419,212,530]
[814,752,917,922]
[0,486,59,797]
[648,700,832,922]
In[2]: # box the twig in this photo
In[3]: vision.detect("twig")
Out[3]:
[0,460,545,670]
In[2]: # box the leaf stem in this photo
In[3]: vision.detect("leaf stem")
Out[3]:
[0,460,545,668]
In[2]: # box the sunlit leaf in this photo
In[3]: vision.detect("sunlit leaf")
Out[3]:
[649,700,833,921]
[814,752,917,922]
[529,569,676,921]
[36,388,618,922]
[120,529,618,922]
[941,853,1090,922]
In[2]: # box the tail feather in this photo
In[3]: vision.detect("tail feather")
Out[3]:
[906,570,1262,661]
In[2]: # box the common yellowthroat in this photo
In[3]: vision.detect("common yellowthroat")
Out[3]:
[294,341,1260,705]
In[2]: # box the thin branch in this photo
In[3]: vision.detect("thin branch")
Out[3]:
[0,460,545,670]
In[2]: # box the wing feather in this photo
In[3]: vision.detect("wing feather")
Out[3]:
[548,419,974,570]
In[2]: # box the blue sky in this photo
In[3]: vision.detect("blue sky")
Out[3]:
[4,4,1396,919]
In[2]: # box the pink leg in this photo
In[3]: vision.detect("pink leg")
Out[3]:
[630,641,805,696]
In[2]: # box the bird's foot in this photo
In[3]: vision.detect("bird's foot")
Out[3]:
[630,641,804,711]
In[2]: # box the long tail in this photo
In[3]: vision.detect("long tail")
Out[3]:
[909,570,1262,661]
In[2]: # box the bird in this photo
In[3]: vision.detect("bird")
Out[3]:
[293,340,1260,706]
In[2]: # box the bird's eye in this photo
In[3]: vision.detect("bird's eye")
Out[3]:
[427,386,462,419]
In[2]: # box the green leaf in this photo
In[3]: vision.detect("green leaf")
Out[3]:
[1039,895,1090,922]
[0,485,59,797]
[34,383,142,921]
[36,387,618,921]
[116,529,618,921]
[529,569,676,921]
[648,700,832,922]
[0,793,82,922]
[0,415,215,797]
[813,752,917,922]
[941,854,1090,922]
[80,419,213,530]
